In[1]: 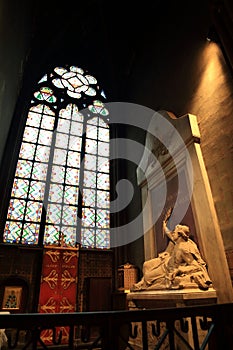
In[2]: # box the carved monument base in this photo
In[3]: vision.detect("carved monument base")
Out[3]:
[126,288,217,350]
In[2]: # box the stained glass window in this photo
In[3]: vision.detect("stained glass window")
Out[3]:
[3,66,110,249]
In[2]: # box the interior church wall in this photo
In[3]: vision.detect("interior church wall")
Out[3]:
[0,0,34,164]
[121,0,233,280]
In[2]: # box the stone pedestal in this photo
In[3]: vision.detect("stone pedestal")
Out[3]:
[126,288,217,350]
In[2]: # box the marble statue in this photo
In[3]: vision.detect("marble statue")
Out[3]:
[131,209,212,291]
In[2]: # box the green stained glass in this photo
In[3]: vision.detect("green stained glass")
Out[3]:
[62,205,77,225]
[82,207,95,226]
[19,142,36,160]
[64,185,79,204]
[96,229,110,248]
[25,201,43,222]
[11,178,29,198]
[81,228,95,248]
[46,203,62,223]
[28,181,46,201]
[22,223,40,244]
[15,159,33,178]
[96,209,110,228]
[61,226,76,246]
[7,199,26,219]
[44,224,60,244]
[4,221,22,243]
[34,87,56,103]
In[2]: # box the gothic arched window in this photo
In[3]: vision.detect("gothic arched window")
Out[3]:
[3,65,110,249]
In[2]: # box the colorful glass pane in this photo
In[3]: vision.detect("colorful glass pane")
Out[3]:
[64,185,79,204]
[23,126,39,143]
[97,190,110,208]
[55,132,69,148]
[97,172,109,189]
[83,170,96,188]
[44,224,60,244]
[96,209,110,228]
[82,188,96,207]
[35,145,50,162]
[80,228,95,248]
[25,201,43,222]
[98,127,109,141]
[11,178,29,199]
[22,223,40,244]
[7,199,26,219]
[84,154,97,171]
[28,181,46,201]
[51,165,65,183]
[4,65,110,248]
[41,115,55,130]
[67,151,81,167]
[3,221,22,243]
[31,162,48,181]
[85,139,97,154]
[66,168,79,184]
[97,156,109,173]
[48,184,63,203]
[69,136,82,151]
[62,205,77,225]
[98,141,109,157]
[38,130,53,146]
[95,229,110,248]
[86,124,98,139]
[57,118,70,133]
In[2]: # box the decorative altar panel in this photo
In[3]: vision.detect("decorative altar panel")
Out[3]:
[38,246,79,345]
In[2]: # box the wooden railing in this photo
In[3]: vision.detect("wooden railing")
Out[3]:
[0,302,232,349]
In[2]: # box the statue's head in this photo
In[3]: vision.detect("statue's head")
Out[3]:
[175,224,190,240]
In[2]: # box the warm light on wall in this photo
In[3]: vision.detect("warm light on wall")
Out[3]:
[188,41,229,115]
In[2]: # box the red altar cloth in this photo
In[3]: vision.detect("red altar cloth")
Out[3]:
[38,246,79,345]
